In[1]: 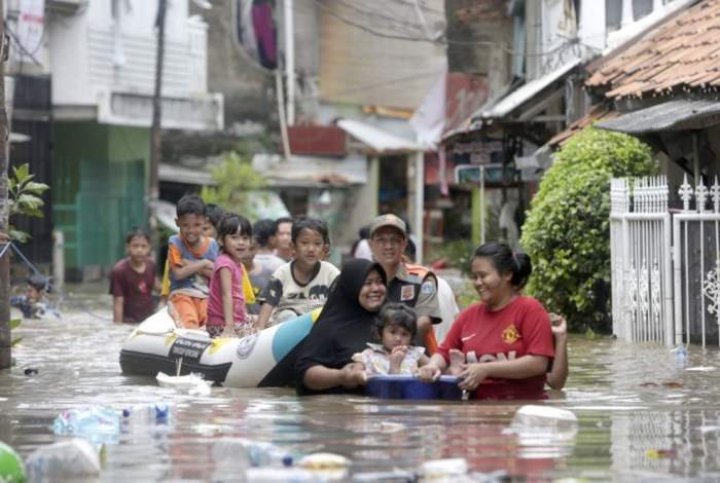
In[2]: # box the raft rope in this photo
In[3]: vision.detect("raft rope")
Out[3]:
[0,242,112,321]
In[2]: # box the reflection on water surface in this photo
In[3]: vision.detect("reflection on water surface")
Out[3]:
[3,295,720,481]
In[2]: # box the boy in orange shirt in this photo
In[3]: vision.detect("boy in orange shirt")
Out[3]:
[168,195,219,328]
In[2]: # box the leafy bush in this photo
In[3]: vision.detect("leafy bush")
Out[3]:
[200,151,267,220]
[520,127,656,333]
[7,163,50,242]
[426,238,476,274]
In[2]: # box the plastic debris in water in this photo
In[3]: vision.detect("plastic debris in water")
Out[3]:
[378,421,406,433]
[53,406,120,445]
[504,405,579,457]
[121,402,175,430]
[419,458,468,481]
[646,448,678,459]
[0,441,26,483]
[685,366,715,372]
[673,345,688,368]
[245,467,317,482]
[298,453,350,481]
[213,438,294,468]
[351,469,416,482]
[156,371,212,396]
[25,439,102,479]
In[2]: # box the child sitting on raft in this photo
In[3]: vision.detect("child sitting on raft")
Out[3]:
[353,303,433,376]
[256,218,339,329]
[206,213,254,338]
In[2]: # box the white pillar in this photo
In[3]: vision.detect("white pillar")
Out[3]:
[369,156,379,217]
[53,230,65,293]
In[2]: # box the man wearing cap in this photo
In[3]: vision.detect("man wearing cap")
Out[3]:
[368,214,442,352]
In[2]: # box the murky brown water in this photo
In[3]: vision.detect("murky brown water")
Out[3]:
[3,291,720,481]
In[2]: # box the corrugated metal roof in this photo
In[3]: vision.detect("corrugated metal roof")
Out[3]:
[336,118,422,153]
[479,58,582,120]
[159,163,216,186]
[587,0,720,99]
[252,153,369,186]
[595,99,720,134]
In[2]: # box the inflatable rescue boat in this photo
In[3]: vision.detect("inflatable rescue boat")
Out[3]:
[119,308,320,387]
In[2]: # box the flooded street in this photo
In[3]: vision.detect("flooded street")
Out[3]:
[3,291,720,481]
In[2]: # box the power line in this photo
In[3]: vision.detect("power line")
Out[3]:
[3,21,42,66]
[312,0,439,44]
[311,0,590,59]
[320,69,441,98]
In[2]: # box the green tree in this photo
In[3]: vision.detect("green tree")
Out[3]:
[521,127,656,333]
[200,151,268,220]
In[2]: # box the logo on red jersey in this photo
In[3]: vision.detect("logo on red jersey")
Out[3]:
[501,324,520,344]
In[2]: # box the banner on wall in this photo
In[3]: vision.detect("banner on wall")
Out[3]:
[16,0,45,63]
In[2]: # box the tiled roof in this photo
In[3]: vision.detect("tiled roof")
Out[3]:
[587,0,720,99]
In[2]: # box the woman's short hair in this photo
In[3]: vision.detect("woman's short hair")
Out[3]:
[473,241,532,290]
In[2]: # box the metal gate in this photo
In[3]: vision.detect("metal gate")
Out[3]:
[611,175,720,347]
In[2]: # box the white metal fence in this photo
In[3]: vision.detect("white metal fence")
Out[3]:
[611,175,720,347]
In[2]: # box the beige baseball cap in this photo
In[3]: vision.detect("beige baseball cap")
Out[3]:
[369,214,407,237]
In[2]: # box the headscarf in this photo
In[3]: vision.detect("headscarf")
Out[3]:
[295,259,387,394]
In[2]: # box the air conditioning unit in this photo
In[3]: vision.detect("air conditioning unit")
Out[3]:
[47,0,87,15]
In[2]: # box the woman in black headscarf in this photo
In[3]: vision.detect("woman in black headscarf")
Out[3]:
[296,259,387,395]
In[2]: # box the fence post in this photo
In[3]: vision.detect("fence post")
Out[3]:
[53,230,64,294]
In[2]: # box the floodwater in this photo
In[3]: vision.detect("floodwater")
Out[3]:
[3,292,720,481]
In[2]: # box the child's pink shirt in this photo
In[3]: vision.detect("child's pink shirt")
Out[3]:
[207,253,247,327]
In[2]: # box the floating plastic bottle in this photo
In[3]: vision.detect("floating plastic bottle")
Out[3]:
[212,438,294,468]
[121,402,175,430]
[53,406,120,445]
[25,439,102,480]
[674,345,689,368]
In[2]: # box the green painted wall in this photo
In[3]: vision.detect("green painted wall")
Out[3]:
[53,122,109,206]
[108,125,150,166]
[52,122,150,271]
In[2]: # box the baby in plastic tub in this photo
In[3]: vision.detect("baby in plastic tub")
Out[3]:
[353,303,432,376]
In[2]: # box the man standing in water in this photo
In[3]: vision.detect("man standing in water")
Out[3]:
[368,214,442,351]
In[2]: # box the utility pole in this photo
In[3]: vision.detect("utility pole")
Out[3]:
[149,0,167,238]
[283,0,295,125]
[0,0,11,369]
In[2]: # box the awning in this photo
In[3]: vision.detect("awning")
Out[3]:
[336,118,421,153]
[479,58,582,121]
[595,100,720,135]
[159,163,215,186]
[252,153,368,187]
[151,193,290,231]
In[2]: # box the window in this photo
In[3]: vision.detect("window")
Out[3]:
[633,0,653,20]
[606,0,622,31]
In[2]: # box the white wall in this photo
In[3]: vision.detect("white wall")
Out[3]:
[50,0,208,107]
